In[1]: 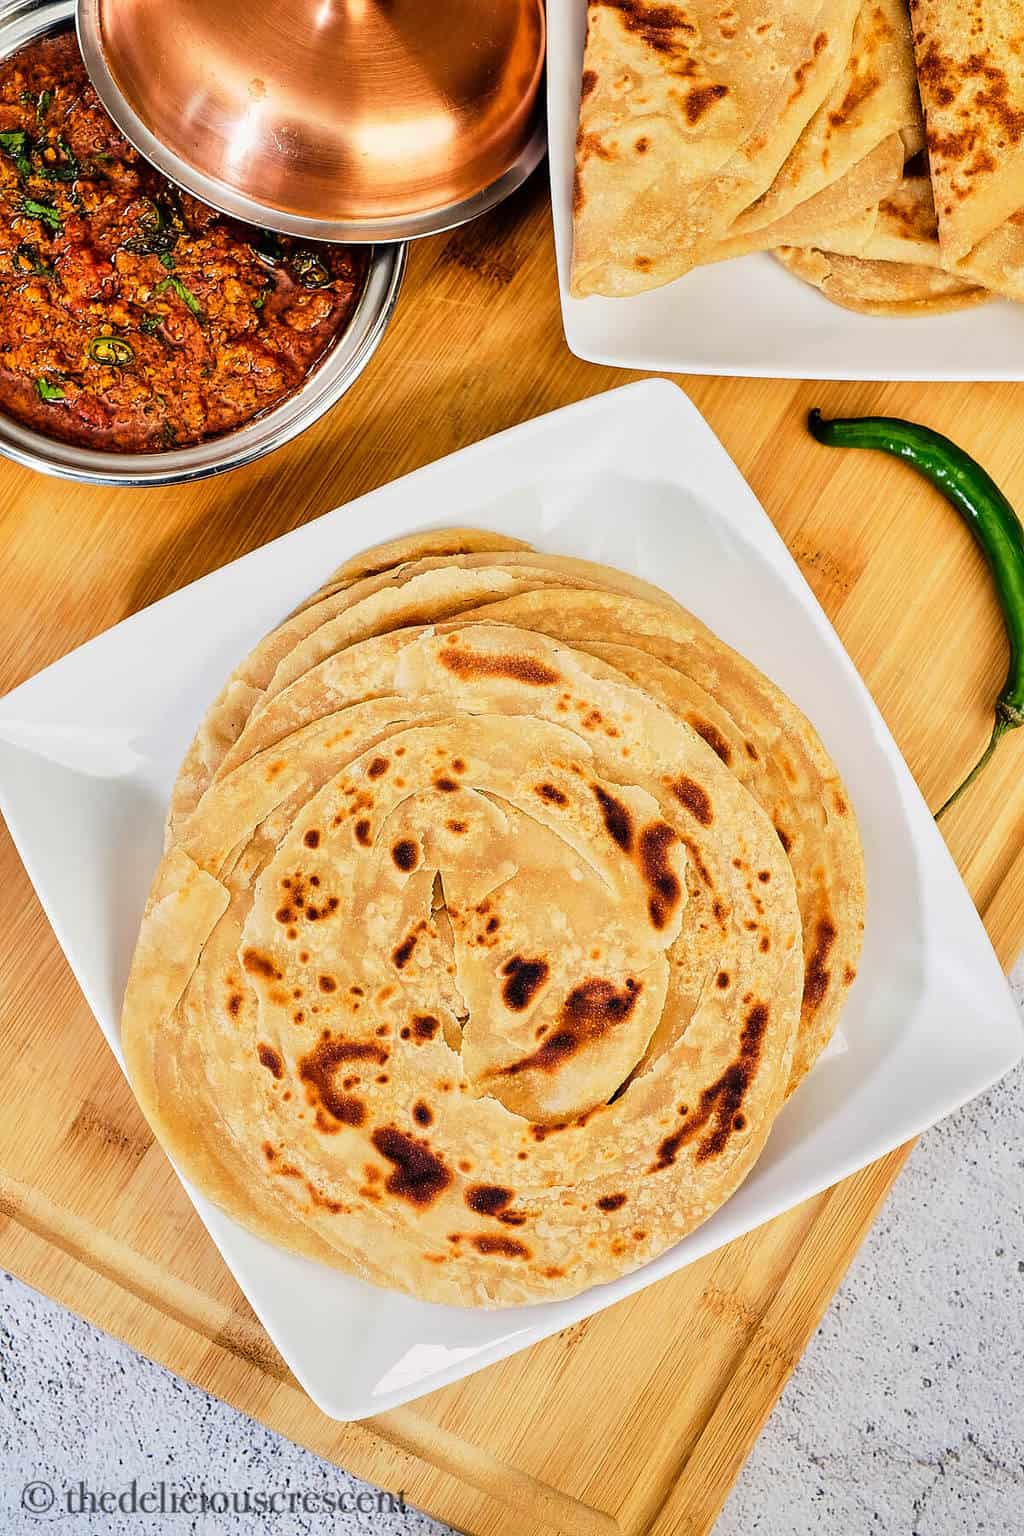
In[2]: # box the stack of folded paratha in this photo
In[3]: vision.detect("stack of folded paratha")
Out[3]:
[572,0,1024,315]
[123,531,864,1307]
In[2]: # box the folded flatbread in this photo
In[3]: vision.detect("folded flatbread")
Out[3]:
[571,0,862,295]
[775,241,989,310]
[911,0,1024,264]
[729,0,922,236]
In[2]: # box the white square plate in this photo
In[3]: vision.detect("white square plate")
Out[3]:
[548,1,1024,380]
[1,380,1020,1419]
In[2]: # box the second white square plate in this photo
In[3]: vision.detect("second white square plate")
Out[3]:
[547,1,1024,380]
[0,380,1020,1418]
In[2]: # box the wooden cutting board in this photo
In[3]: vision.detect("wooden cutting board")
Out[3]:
[2,174,1023,1536]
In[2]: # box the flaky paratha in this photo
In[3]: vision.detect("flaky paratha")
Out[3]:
[774,241,989,310]
[910,0,1024,265]
[126,625,803,1306]
[571,0,862,295]
[131,534,866,1307]
[728,0,922,237]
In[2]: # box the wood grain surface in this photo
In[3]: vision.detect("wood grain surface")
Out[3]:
[2,173,1023,1536]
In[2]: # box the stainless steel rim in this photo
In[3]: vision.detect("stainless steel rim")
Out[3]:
[0,0,407,486]
[76,0,547,245]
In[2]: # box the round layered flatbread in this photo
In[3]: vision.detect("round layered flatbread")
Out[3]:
[125,623,804,1306]
[129,533,865,1307]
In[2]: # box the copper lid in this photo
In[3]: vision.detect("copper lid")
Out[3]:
[76,0,546,241]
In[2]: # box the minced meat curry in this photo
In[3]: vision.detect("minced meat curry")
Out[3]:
[0,30,367,452]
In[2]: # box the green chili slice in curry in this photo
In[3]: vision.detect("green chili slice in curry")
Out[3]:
[35,376,66,402]
[288,249,331,288]
[154,274,204,320]
[88,335,135,367]
[808,410,1024,817]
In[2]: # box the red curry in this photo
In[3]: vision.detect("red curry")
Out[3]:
[0,31,368,452]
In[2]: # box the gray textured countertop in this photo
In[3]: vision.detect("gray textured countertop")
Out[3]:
[3,974,1022,1536]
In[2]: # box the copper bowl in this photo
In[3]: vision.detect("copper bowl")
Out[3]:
[77,0,547,242]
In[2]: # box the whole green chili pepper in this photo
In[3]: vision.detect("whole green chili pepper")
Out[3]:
[808,410,1024,818]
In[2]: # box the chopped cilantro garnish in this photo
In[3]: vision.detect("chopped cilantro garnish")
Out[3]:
[0,129,34,180]
[36,376,67,402]
[139,313,162,335]
[0,129,30,158]
[155,274,204,320]
[158,251,175,269]
[36,90,52,126]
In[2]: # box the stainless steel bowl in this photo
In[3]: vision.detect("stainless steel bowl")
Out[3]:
[0,0,406,486]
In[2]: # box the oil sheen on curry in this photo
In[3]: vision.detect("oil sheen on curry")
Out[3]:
[0,32,367,452]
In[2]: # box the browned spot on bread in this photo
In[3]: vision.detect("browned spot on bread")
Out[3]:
[828,68,881,129]
[391,838,418,872]
[498,978,640,1075]
[536,782,569,806]
[791,30,828,99]
[257,1043,284,1079]
[635,135,650,153]
[355,818,371,846]
[680,835,713,889]
[804,916,837,1013]
[227,993,242,1016]
[501,956,550,1011]
[598,0,697,60]
[392,932,417,969]
[298,1036,385,1127]
[650,1002,769,1170]
[243,949,281,980]
[371,1126,451,1206]
[471,1234,531,1259]
[318,975,337,993]
[368,755,389,778]
[412,1100,433,1128]
[581,68,598,98]
[716,970,730,989]
[672,776,713,825]
[439,647,560,686]
[685,81,728,123]
[639,822,682,928]
[776,824,792,854]
[409,1013,439,1042]
[843,964,857,985]
[306,1180,345,1214]
[688,715,731,764]
[593,783,634,850]
[303,829,320,849]
[446,818,468,833]
[434,776,458,792]
[466,1184,513,1216]
[262,1142,276,1161]
[597,1192,627,1212]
